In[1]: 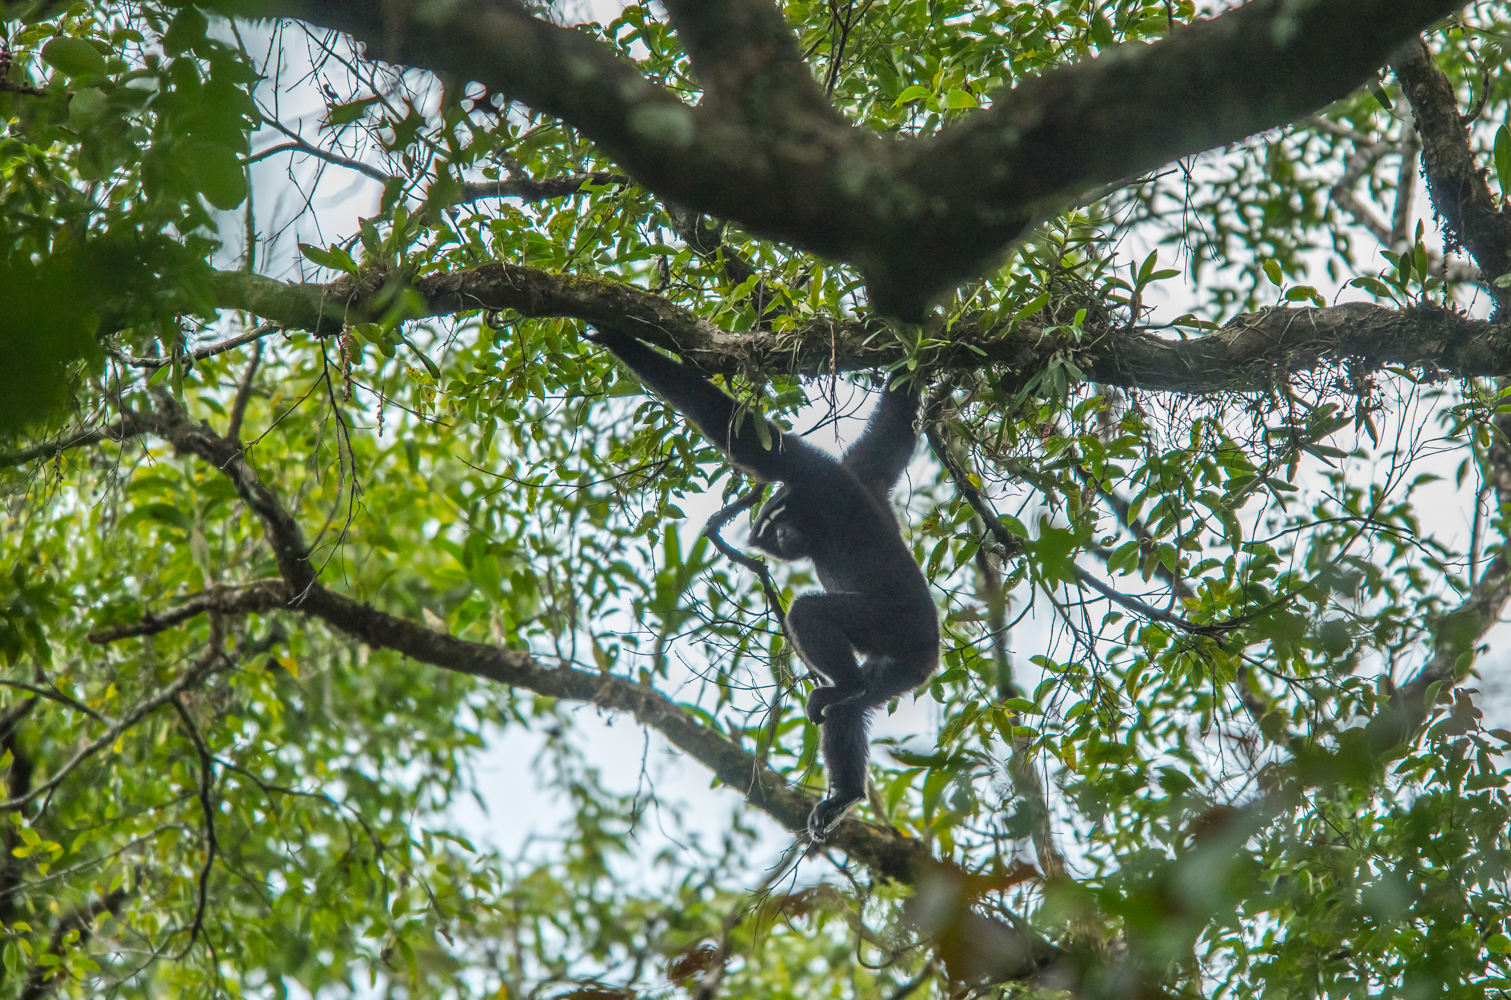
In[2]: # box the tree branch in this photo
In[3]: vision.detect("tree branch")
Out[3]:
[85,582,289,644]
[458,171,628,205]
[1394,38,1511,295]
[208,0,1466,318]
[204,264,1511,391]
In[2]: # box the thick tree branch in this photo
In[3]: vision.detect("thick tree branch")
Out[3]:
[211,0,1465,318]
[1394,38,1511,295]
[660,0,841,126]
[205,264,1511,391]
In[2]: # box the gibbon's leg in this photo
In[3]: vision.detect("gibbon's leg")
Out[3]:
[784,594,868,718]
[810,702,870,840]
[808,647,939,841]
[788,593,938,723]
[862,648,941,703]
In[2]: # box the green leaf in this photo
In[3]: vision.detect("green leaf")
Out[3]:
[892,85,931,107]
[41,37,109,79]
[1090,12,1115,47]
[299,243,359,274]
[185,141,248,209]
[68,87,109,127]
[327,96,381,128]
[1014,291,1051,321]
[944,89,979,110]
[162,4,208,55]
[1262,259,1283,286]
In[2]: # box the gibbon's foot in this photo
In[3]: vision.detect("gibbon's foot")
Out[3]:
[806,684,867,724]
[808,793,860,842]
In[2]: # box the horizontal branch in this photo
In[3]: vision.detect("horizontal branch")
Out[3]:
[206,264,1511,390]
[85,583,289,643]
[458,171,628,205]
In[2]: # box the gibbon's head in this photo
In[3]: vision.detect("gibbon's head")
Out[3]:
[749,485,810,561]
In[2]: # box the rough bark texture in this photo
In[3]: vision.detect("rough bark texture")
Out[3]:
[208,266,1511,390]
[1395,38,1511,307]
[218,0,1465,317]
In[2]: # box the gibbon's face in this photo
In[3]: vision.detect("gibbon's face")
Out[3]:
[750,485,810,560]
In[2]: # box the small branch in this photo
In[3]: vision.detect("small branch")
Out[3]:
[1083,474,1193,598]
[1330,137,1395,245]
[458,170,627,204]
[85,582,289,644]
[110,324,281,371]
[18,888,130,1000]
[0,681,103,724]
[0,429,113,469]
[663,206,771,313]
[0,621,229,812]
[243,132,393,185]
[1391,106,1420,248]
[228,341,265,442]
[171,699,219,961]
[0,79,47,98]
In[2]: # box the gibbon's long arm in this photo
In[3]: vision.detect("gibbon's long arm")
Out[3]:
[586,325,939,842]
[841,373,922,501]
[586,326,819,483]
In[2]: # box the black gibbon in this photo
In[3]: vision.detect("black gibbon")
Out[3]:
[586,327,939,841]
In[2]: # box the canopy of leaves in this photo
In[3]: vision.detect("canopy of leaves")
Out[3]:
[2,1,1511,998]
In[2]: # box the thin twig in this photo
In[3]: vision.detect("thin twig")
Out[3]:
[243,129,392,184]
[171,698,219,961]
[111,325,280,371]
[229,341,265,442]
[0,680,105,723]
[703,485,791,640]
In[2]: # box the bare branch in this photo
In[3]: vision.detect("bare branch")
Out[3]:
[458,171,627,204]
[245,124,393,184]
